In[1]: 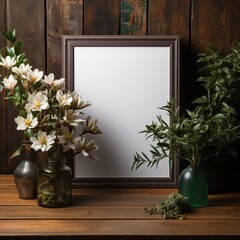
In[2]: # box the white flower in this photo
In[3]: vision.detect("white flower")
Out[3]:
[3,74,17,90]
[23,68,43,84]
[12,63,32,77]
[25,91,49,112]
[14,112,38,130]
[0,56,16,70]
[77,137,99,160]
[58,126,81,152]
[63,109,85,126]
[42,73,65,91]
[30,130,56,152]
[70,91,91,109]
[85,116,102,134]
[56,90,73,107]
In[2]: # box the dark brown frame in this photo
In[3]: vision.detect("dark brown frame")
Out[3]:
[62,35,180,187]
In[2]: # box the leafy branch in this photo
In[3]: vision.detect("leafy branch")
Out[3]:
[132,43,240,170]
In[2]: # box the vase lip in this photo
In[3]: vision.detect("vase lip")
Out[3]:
[38,151,65,158]
[187,164,199,170]
[187,164,202,170]
[22,140,32,146]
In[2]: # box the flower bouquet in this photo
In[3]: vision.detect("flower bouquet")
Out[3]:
[0,29,102,207]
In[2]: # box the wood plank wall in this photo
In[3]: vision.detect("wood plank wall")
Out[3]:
[0,0,240,173]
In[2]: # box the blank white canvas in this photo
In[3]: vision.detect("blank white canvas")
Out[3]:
[74,46,170,178]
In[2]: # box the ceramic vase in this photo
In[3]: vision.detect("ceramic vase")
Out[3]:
[14,141,38,199]
[179,165,208,208]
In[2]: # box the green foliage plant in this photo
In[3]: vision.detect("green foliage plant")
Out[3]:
[132,44,240,170]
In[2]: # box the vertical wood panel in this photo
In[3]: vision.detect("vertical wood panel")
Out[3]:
[6,0,45,70]
[191,0,228,53]
[225,0,240,188]
[84,0,120,34]
[6,0,45,172]
[225,0,240,111]
[0,0,7,173]
[226,0,240,48]
[120,0,147,35]
[47,0,83,78]
[148,0,189,36]
[148,0,191,111]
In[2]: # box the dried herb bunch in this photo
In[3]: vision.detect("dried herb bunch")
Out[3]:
[145,193,190,220]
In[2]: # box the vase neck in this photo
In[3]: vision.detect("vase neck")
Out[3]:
[38,153,66,169]
[21,142,36,162]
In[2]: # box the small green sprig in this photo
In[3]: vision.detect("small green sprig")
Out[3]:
[145,193,190,220]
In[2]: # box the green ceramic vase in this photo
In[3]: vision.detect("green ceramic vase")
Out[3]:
[179,165,208,208]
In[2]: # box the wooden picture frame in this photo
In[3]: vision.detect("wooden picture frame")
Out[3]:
[62,35,180,187]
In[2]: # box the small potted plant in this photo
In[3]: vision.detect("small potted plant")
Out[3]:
[132,44,240,207]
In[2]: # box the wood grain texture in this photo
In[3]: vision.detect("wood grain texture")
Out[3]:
[226,0,240,48]
[0,0,7,173]
[0,176,239,239]
[148,0,188,35]
[47,0,83,78]
[0,219,240,237]
[191,0,228,53]
[6,0,45,70]
[5,0,45,173]
[1,205,240,220]
[226,0,240,116]
[120,0,147,35]
[84,0,120,34]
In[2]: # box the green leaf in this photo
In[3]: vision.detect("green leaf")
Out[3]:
[14,40,23,55]
[212,113,226,120]
[2,29,16,43]
[50,103,59,108]
[4,96,15,100]
[25,129,33,138]
[192,96,207,104]
[198,65,211,72]
[0,83,3,92]
[19,110,27,118]
[9,148,21,161]
[16,53,26,65]
[193,123,201,130]
[12,28,16,42]
[6,46,15,56]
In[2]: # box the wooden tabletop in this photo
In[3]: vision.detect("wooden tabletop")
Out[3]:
[0,175,240,239]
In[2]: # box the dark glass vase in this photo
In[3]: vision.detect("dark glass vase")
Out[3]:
[179,165,208,208]
[14,142,38,199]
[37,154,72,208]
